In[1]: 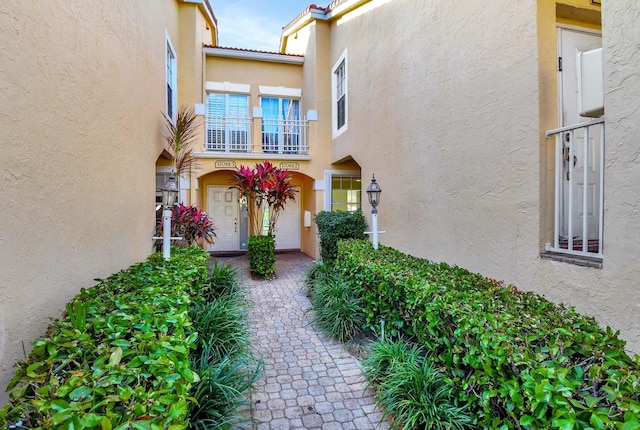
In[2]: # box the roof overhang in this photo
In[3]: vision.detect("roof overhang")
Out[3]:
[204,47,304,65]
[279,0,372,52]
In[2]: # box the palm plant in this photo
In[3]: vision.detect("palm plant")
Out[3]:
[164,105,201,188]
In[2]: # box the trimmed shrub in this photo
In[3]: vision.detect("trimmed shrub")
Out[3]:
[248,234,276,279]
[0,247,209,429]
[336,239,640,429]
[315,210,367,264]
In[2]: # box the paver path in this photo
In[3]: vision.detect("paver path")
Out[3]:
[210,252,389,430]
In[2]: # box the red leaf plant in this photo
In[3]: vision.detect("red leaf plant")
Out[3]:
[231,161,297,236]
[154,203,216,250]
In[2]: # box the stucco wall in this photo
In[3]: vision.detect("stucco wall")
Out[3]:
[0,1,180,404]
[321,0,640,352]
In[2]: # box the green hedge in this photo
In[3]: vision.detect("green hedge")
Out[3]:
[248,235,276,279]
[0,247,209,429]
[315,210,367,264]
[336,239,640,429]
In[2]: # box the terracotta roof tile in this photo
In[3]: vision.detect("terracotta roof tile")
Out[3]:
[204,44,304,58]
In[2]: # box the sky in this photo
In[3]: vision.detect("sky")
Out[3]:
[212,1,321,51]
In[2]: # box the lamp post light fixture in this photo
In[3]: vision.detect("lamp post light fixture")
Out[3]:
[161,174,179,260]
[366,174,382,249]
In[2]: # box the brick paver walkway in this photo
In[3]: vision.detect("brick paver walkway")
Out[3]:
[210,252,389,430]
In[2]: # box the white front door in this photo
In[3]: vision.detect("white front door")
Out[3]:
[558,28,602,241]
[273,198,300,250]
[207,186,239,251]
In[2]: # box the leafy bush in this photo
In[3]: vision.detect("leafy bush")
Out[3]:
[155,203,216,251]
[247,235,275,279]
[307,265,365,342]
[188,266,261,429]
[363,339,473,430]
[336,239,640,429]
[0,247,209,429]
[315,210,367,264]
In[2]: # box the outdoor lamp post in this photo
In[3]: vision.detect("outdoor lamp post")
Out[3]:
[366,174,382,250]
[161,174,179,260]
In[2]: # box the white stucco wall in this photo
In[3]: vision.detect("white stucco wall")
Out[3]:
[323,0,640,352]
[0,1,179,404]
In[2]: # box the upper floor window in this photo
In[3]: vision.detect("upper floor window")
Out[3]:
[261,97,301,154]
[206,93,250,152]
[331,49,348,137]
[166,34,177,122]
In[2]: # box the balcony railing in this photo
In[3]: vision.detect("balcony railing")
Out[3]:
[205,116,252,152]
[545,118,605,259]
[262,118,308,155]
[205,116,309,155]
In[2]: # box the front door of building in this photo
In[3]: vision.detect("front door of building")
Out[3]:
[207,186,239,251]
[558,27,602,242]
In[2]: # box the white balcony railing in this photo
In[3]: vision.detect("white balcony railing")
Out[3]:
[262,118,309,155]
[205,116,252,152]
[545,118,605,259]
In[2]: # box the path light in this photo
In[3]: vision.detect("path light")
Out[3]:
[161,174,179,260]
[366,174,382,249]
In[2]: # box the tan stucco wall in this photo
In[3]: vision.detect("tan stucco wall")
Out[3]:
[0,0,183,404]
[309,0,640,352]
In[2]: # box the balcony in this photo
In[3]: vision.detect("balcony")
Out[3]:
[203,115,310,158]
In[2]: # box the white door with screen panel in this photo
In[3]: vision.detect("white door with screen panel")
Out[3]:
[273,198,300,250]
[558,28,602,241]
[207,186,239,251]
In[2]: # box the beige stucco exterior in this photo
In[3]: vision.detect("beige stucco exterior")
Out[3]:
[1,0,639,408]
[279,0,640,353]
[0,0,216,404]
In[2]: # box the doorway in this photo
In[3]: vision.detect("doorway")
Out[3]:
[557,27,602,245]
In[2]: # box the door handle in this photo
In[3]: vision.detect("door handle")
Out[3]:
[234,218,237,232]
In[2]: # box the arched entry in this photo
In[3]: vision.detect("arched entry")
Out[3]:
[199,169,311,253]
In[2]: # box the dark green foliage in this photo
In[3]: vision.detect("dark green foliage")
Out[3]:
[248,234,276,278]
[363,339,473,430]
[0,246,210,429]
[315,210,367,264]
[198,261,241,302]
[307,265,365,342]
[188,272,261,430]
[336,239,640,429]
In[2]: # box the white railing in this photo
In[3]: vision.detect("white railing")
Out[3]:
[545,118,605,259]
[205,116,252,152]
[262,118,309,155]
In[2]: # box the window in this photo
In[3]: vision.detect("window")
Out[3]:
[261,97,301,153]
[206,93,250,152]
[331,49,348,137]
[331,176,361,212]
[166,35,177,122]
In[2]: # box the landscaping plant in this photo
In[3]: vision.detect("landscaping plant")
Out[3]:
[336,239,640,429]
[0,247,209,429]
[247,235,276,279]
[187,264,261,429]
[314,210,367,264]
[363,339,474,430]
[231,161,297,277]
[307,264,365,342]
[154,203,216,251]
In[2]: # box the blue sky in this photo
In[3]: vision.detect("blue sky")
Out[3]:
[212,1,320,51]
